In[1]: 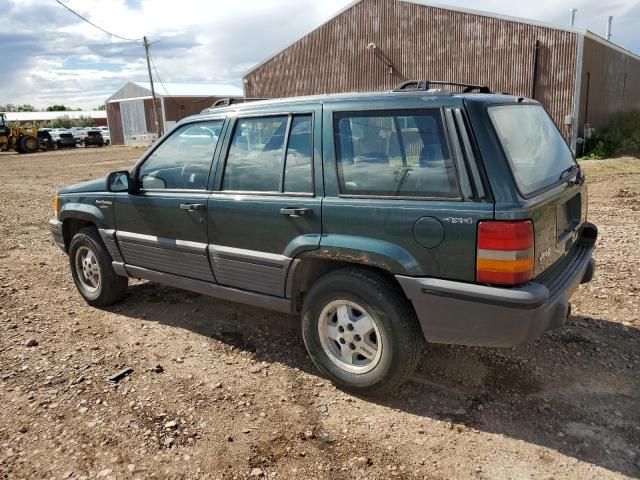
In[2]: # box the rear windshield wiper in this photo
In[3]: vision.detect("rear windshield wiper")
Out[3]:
[558,164,580,182]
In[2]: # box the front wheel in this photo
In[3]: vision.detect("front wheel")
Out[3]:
[19,135,39,153]
[69,227,128,306]
[301,268,423,396]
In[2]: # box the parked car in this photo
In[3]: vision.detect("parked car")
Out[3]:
[37,129,55,150]
[70,127,87,145]
[99,128,111,145]
[57,131,76,148]
[48,128,65,142]
[83,130,104,147]
[48,81,597,395]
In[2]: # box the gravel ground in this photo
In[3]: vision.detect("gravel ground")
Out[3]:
[0,147,639,480]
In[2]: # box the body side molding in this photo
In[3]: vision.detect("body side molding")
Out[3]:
[208,245,292,296]
[123,264,292,313]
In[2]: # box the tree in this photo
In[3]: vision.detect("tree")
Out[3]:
[43,115,95,129]
[0,104,36,112]
[46,105,70,112]
[96,104,106,111]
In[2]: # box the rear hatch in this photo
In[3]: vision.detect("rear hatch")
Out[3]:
[487,103,587,277]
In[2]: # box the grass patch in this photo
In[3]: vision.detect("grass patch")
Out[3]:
[582,111,640,159]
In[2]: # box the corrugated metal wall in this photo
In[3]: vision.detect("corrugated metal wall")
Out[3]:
[578,36,640,132]
[106,82,150,102]
[244,0,578,139]
[106,102,124,146]
[144,98,163,134]
[163,96,223,122]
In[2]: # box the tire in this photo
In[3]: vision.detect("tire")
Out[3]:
[19,135,39,153]
[301,267,423,396]
[68,227,128,306]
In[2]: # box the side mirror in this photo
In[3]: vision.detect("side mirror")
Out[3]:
[106,170,133,193]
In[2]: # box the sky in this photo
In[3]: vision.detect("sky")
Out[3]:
[1,0,638,110]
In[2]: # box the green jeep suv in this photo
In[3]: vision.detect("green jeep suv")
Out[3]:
[49,81,597,395]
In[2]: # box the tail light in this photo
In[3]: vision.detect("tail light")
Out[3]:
[477,220,534,286]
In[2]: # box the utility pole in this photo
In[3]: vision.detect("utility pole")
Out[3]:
[143,36,162,137]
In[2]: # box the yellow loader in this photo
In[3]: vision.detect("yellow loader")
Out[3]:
[0,113,40,153]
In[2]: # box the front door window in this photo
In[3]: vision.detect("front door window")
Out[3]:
[138,120,223,190]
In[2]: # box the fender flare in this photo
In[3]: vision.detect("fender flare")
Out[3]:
[59,203,110,229]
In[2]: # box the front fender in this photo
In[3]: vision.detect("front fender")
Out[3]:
[59,202,110,229]
[299,234,423,275]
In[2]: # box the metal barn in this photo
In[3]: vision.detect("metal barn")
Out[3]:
[106,82,243,146]
[243,0,640,154]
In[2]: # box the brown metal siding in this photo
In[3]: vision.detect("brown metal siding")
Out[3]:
[143,98,163,134]
[106,102,124,146]
[578,36,640,132]
[162,96,224,122]
[244,0,578,139]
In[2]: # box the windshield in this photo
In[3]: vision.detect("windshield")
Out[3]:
[488,105,576,196]
[0,114,5,127]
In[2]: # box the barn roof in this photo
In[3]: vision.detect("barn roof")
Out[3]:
[106,81,243,103]
[5,111,107,122]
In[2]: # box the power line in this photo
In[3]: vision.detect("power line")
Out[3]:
[148,53,184,112]
[53,0,142,42]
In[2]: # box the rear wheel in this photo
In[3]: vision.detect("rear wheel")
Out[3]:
[69,227,128,306]
[19,135,38,153]
[301,268,423,396]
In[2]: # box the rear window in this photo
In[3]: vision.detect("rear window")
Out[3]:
[488,105,576,196]
[334,110,459,198]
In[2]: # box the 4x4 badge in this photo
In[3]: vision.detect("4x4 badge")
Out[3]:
[96,200,112,207]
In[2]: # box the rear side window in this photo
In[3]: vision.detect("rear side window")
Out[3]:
[334,110,459,198]
[222,114,313,193]
[488,105,576,196]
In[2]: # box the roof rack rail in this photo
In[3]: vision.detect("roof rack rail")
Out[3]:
[393,80,492,94]
[203,97,267,112]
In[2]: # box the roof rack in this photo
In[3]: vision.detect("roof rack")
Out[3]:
[203,97,267,112]
[392,80,492,94]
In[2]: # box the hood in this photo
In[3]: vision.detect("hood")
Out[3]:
[59,177,106,194]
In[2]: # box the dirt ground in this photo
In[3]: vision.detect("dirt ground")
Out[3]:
[0,147,638,480]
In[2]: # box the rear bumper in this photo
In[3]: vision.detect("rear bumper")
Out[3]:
[397,223,597,347]
[48,218,65,251]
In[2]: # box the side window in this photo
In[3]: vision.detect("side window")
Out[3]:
[222,114,313,194]
[138,120,223,190]
[284,115,313,193]
[334,110,459,198]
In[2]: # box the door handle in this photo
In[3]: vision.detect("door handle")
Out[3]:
[179,203,205,212]
[280,207,312,217]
